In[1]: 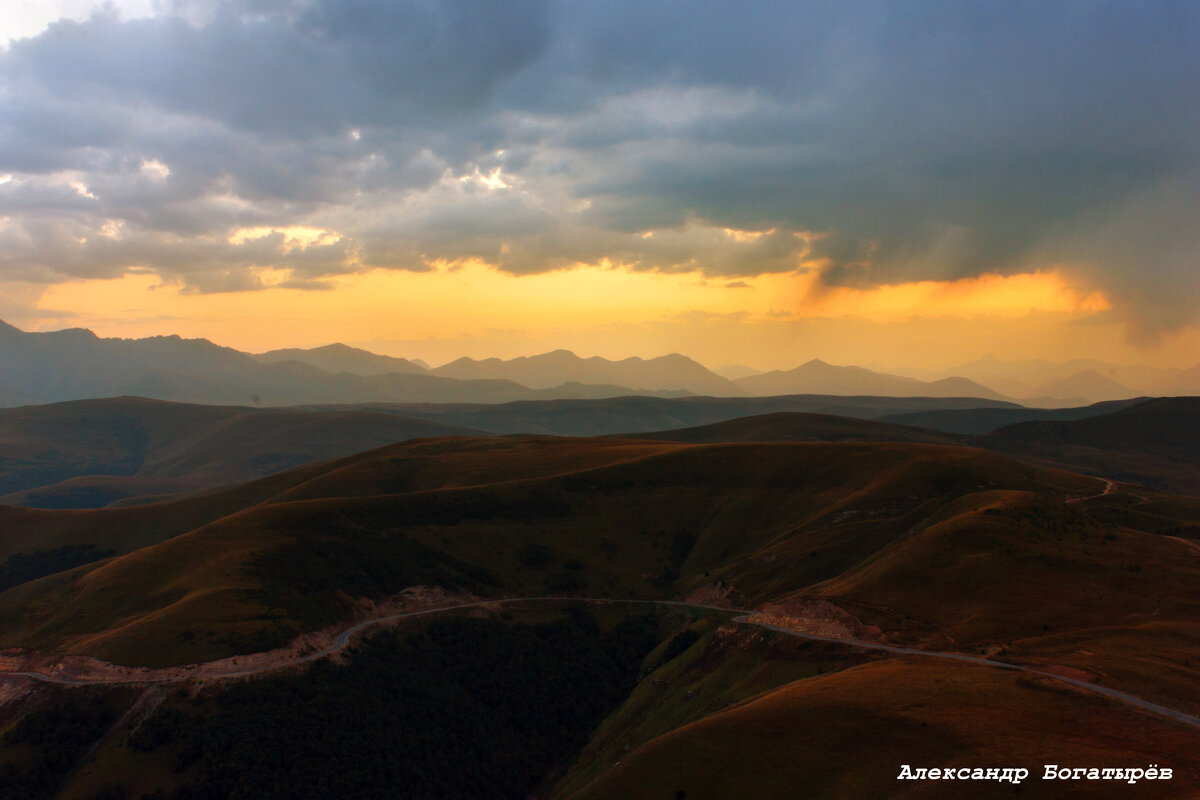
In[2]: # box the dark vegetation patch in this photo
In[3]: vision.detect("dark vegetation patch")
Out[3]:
[246,526,497,630]
[544,570,586,593]
[660,629,702,665]
[650,530,698,589]
[516,542,557,568]
[0,544,115,593]
[0,691,122,800]
[991,496,1105,543]
[238,485,579,632]
[16,486,136,510]
[353,485,574,527]
[210,623,300,656]
[0,416,148,496]
[121,611,659,800]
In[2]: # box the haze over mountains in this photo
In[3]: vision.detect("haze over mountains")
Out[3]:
[6,319,1194,408]
[0,320,689,407]
[734,359,1006,400]
[429,350,741,395]
[253,343,427,376]
[898,355,1200,402]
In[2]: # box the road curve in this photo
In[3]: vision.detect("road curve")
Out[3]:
[3,596,1198,732]
[0,598,740,685]
[214,597,740,679]
[1067,478,1117,503]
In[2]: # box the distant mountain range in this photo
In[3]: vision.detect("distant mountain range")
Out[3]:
[713,363,765,381]
[6,318,1194,408]
[0,321,690,406]
[254,343,427,375]
[733,359,1007,400]
[430,350,741,395]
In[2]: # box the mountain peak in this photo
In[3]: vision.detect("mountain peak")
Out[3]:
[49,326,100,341]
[533,349,582,362]
[429,349,737,394]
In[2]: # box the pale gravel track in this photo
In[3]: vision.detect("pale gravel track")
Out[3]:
[1066,478,1117,503]
[2,595,1198,732]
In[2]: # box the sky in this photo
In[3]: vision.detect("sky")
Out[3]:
[1,0,1198,370]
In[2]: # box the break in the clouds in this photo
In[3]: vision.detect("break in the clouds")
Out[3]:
[0,0,1197,334]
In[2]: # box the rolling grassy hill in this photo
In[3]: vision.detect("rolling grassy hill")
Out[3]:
[984,396,1200,494]
[625,411,964,446]
[1,431,1199,797]
[877,397,1145,434]
[2,436,1186,672]
[0,394,1033,508]
[621,398,1200,498]
[563,654,1200,799]
[0,397,483,508]
[308,393,1023,436]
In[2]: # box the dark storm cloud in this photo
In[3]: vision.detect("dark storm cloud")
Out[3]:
[0,0,1197,331]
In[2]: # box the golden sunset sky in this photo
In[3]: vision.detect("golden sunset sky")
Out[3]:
[2,2,1198,370]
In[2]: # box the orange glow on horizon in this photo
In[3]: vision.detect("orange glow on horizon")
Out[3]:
[25,261,1124,368]
[33,261,793,350]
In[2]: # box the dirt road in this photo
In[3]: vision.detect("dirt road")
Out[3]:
[3,595,1198,732]
[1067,478,1117,503]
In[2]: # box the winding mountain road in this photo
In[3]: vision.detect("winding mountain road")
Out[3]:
[1067,478,1118,503]
[3,595,1198,732]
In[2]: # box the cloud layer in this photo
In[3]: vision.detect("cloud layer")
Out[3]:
[1,0,1197,334]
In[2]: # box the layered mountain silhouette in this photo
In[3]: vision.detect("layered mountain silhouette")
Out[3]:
[0,322,692,406]
[253,343,427,375]
[1036,369,1138,403]
[13,319,1197,410]
[732,359,1008,399]
[430,350,741,395]
[2,319,1024,407]
[713,363,765,380]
